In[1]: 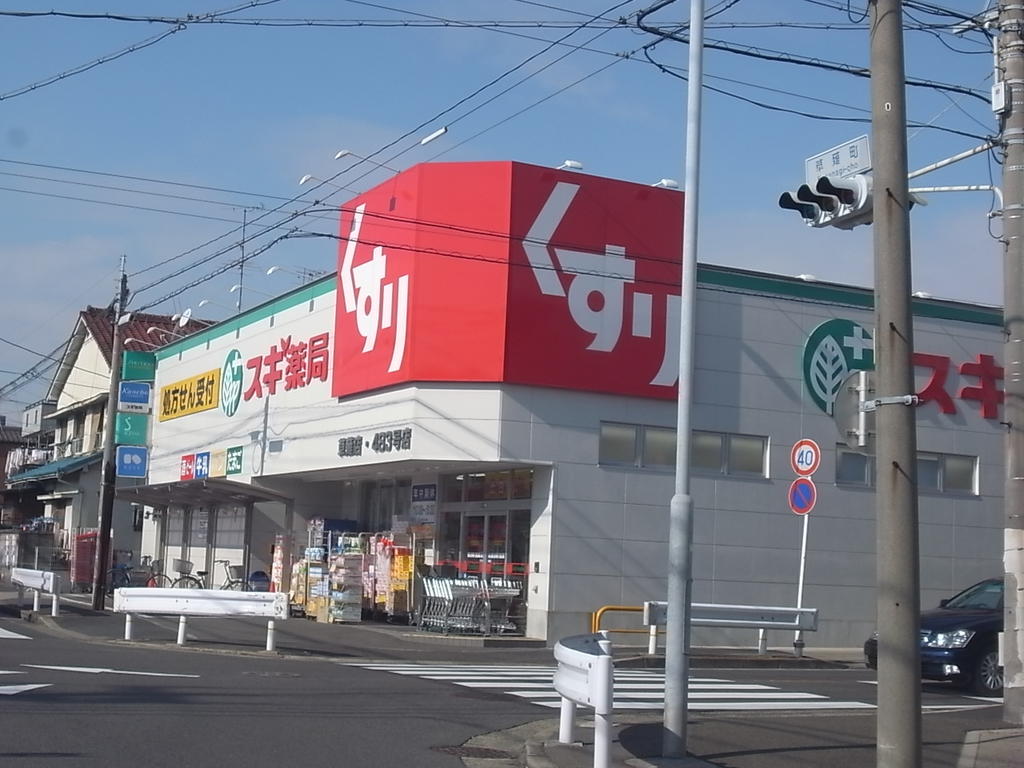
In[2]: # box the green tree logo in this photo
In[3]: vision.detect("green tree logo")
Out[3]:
[221,349,243,417]
[802,319,874,415]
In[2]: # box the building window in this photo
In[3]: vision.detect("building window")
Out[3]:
[836,447,977,494]
[692,430,768,477]
[598,423,638,465]
[599,422,767,477]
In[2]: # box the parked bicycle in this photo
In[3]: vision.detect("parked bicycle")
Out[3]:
[214,559,250,590]
[105,556,172,593]
[170,558,204,589]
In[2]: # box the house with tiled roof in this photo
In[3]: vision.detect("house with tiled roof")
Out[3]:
[0,417,29,526]
[5,306,210,571]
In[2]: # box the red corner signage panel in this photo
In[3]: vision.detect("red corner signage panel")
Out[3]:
[331,161,684,400]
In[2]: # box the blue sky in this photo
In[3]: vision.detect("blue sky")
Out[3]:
[0,0,1001,421]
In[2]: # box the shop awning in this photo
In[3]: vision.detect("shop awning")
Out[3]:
[6,451,102,485]
[115,477,291,508]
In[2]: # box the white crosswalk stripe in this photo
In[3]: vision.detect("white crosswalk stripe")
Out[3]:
[348,662,875,711]
[0,626,32,640]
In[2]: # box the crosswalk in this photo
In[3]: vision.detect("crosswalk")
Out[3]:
[350,663,875,712]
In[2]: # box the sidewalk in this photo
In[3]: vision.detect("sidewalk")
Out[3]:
[4,586,1020,767]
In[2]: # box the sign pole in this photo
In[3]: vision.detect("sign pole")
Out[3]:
[793,513,809,658]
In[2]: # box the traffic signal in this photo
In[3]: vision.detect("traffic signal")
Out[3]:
[779,174,873,230]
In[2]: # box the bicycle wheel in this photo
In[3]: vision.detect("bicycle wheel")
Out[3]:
[172,575,203,589]
[220,579,247,591]
[146,573,172,588]
[107,568,130,594]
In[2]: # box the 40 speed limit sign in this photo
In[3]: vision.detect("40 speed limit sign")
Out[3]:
[790,438,821,477]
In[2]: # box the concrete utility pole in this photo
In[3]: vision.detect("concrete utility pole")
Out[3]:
[662,0,704,758]
[91,257,129,611]
[870,2,922,766]
[998,0,1024,726]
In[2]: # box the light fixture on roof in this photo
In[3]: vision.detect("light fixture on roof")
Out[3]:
[333,149,400,173]
[419,126,448,146]
[197,298,235,311]
[123,337,159,349]
[229,284,273,298]
[912,291,933,299]
[557,160,583,171]
[795,274,818,281]
[146,326,185,341]
[652,178,679,189]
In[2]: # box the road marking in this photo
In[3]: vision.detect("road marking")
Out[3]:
[0,671,27,675]
[22,665,200,678]
[350,662,874,712]
[0,627,32,640]
[0,684,51,695]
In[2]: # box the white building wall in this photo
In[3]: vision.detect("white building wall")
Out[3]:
[59,336,108,410]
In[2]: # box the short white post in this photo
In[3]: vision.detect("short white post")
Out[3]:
[594,634,614,768]
[594,710,612,768]
[32,588,40,613]
[648,624,658,655]
[558,697,577,744]
[124,613,133,641]
[176,615,187,645]
[50,575,60,617]
[757,628,767,655]
[266,619,276,652]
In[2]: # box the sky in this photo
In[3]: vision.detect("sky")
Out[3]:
[0,0,1003,423]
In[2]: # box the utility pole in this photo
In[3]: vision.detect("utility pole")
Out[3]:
[870,2,921,766]
[91,257,129,610]
[998,0,1024,726]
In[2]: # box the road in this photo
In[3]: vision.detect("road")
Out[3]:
[2,610,1009,768]
[1,615,544,768]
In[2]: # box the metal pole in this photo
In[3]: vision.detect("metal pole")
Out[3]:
[91,257,129,610]
[870,3,922,766]
[998,0,1024,726]
[177,615,187,645]
[793,514,809,657]
[663,0,704,758]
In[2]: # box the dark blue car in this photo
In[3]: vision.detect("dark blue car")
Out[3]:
[864,578,1003,696]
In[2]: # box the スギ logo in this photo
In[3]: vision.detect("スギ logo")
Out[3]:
[802,319,874,415]
[221,349,243,417]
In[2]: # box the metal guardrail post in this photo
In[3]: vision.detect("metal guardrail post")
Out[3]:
[50,575,60,617]
[124,613,133,641]
[177,616,187,645]
[32,587,40,613]
[266,620,276,652]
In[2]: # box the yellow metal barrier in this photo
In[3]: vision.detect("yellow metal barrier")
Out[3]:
[590,604,646,634]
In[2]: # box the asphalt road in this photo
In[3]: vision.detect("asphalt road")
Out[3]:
[1,617,545,768]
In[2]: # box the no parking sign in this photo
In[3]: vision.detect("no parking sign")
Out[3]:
[788,477,817,516]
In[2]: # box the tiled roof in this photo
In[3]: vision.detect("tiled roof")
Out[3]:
[80,306,213,362]
[0,424,23,444]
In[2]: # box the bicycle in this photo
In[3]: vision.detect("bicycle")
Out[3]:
[105,556,172,593]
[170,558,205,589]
[214,559,250,590]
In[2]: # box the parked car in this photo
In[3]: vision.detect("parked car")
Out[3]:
[864,578,1003,695]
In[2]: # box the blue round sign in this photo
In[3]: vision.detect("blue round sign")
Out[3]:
[788,477,817,516]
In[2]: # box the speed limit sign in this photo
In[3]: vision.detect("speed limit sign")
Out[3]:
[790,438,821,477]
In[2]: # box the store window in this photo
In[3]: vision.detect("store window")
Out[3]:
[691,431,768,478]
[836,449,872,486]
[837,447,977,495]
[643,426,676,468]
[599,423,638,465]
[441,470,534,502]
[166,508,185,547]
[511,468,533,500]
[215,506,246,548]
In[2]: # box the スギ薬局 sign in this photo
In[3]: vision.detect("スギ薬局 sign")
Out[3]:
[331,161,684,400]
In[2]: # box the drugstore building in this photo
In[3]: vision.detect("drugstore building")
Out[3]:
[130,160,1005,646]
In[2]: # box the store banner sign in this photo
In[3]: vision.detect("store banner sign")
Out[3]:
[118,381,152,414]
[331,161,683,401]
[194,451,211,479]
[226,445,244,475]
[159,369,220,422]
[116,445,149,478]
[122,351,156,381]
[410,483,437,524]
[210,449,227,477]
[114,412,148,446]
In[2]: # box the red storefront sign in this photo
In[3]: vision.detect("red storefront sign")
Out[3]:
[331,161,684,400]
[915,352,1004,419]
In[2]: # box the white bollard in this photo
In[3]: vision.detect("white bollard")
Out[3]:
[124,613,133,641]
[50,575,60,617]
[266,620,276,652]
[758,628,767,655]
[32,588,40,613]
[177,615,187,645]
[558,697,577,744]
[594,710,612,768]
[648,624,658,655]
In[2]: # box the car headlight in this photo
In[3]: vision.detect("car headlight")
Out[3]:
[922,629,975,648]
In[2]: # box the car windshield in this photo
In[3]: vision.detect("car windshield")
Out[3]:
[943,579,1003,611]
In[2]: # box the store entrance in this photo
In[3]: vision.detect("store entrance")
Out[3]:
[454,509,530,580]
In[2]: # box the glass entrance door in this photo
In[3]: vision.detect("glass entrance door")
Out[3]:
[460,511,529,579]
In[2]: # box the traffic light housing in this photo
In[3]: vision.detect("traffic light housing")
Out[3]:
[779,174,873,230]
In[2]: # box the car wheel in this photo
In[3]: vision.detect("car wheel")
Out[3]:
[968,646,1003,696]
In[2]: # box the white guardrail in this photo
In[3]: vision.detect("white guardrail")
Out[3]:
[643,601,819,655]
[11,567,62,617]
[113,588,289,651]
[552,631,614,768]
